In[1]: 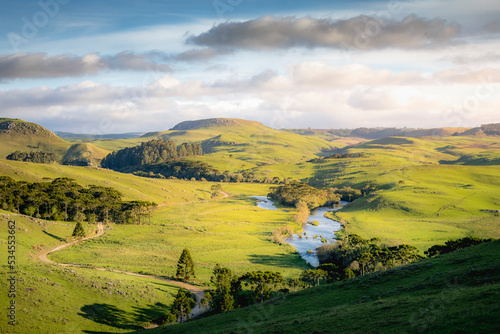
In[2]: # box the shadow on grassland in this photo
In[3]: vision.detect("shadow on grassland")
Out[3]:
[80,302,171,333]
[42,230,66,242]
[248,253,307,269]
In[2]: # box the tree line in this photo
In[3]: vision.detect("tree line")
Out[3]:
[101,138,203,170]
[317,233,423,276]
[6,151,57,163]
[0,176,156,224]
[425,236,495,257]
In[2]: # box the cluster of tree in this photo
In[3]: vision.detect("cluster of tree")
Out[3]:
[479,123,500,136]
[200,262,358,318]
[0,176,156,224]
[101,139,203,170]
[6,151,57,163]
[425,237,495,257]
[132,160,220,181]
[133,160,287,184]
[268,181,341,209]
[268,182,375,210]
[317,233,423,276]
[202,265,288,315]
[270,225,294,244]
[308,152,365,162]
[298,264,356,287]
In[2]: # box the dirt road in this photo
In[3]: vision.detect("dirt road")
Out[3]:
[38,222,206,318]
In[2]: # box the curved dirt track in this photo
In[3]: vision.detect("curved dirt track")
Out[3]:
[38,222,206,318]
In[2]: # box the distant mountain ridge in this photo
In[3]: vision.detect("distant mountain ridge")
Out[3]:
[56,131,144,139]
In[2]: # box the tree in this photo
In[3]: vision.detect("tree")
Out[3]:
[343,268,355,279]
[176,248,196,281]
[172,288,193,323]
[300,269,327,287]
[239,270,284,302]
[211,184,222,198]
[287,278,306,292]
[293,200,309,225]
[72,221,86,237]
[357,252,373,275]
[425,237,494,257]
[210,264,235,313]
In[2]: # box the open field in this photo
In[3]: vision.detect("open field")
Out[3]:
[0,214,180,333]
[50,195,308,283]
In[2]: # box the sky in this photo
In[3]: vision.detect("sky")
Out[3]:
[0,0,499,133]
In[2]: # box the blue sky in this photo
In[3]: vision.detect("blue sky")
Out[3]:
[0,0,499,133]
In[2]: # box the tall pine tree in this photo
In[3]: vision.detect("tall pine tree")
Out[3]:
[172,288,193,323]
[176,248,196,281]
[72,221,86,237]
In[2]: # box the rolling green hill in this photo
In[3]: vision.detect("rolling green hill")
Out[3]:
[62,142,111,166]
[140,239,500,334]
[0,118,70,159]
[119,118,338,171]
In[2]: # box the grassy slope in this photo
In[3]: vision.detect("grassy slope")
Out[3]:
[245,136,500,251]
[62,142,111,166]
[0,161,308,332]
[140,240,500,334]
[0,214,180,333]
[0,159,216,203]
[326,136,500,251]
[0,118,70,159]
[89,120,338,172]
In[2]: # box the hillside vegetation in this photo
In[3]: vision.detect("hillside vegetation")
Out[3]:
[141,239,500,334]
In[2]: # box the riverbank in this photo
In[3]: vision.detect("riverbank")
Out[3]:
[252,196,347,266]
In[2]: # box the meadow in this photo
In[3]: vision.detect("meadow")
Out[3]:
[0,214,181,333]
[49,195,309,283]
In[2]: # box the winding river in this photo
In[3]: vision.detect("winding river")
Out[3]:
[250,196,346,267]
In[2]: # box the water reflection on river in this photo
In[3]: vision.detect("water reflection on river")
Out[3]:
[250,196,345,267]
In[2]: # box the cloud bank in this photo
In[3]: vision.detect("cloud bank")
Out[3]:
[188,15,461,50]
[0,52,172,81]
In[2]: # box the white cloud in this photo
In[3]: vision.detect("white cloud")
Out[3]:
[2,62,499,132]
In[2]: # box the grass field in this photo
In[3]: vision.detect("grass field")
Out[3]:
[245,136,500,250]
[50,195,308,283]
[141,239,500,334]
[0,214,180,333]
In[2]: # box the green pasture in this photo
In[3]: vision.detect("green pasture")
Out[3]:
[0,214,179,333]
